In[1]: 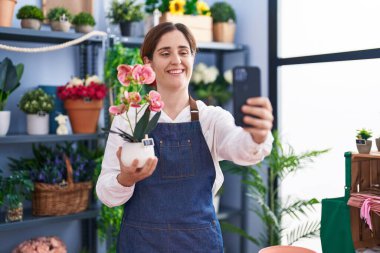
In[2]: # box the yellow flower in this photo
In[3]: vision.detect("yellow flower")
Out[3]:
[196,1,211,16]
[169,0,186,15]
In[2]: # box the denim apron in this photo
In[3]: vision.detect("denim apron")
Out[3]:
[117,97,224,253]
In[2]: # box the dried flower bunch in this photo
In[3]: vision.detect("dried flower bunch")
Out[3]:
[57,75,107,101]
[107,64,164,142]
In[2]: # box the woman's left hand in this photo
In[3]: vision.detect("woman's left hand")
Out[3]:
[241,97,274,144]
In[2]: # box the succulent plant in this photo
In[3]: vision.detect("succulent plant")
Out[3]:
[18,88,54,114]
[210,1,236,23]
[356,128,373,140]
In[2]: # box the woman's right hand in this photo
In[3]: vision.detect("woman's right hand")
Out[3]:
[116,147,158,187]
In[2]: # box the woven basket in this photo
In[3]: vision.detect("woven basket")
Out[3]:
[32,155,93,216]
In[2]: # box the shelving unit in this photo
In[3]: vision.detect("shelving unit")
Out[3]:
[0,26,103,253]
[110,36,249,253]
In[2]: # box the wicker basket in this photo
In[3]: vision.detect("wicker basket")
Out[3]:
[32,155,93,216]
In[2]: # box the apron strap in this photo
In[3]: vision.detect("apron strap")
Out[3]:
[189,96,199,121]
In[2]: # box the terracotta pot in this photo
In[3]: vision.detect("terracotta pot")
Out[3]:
[258,245,316,253]
[75,25,94,33]
[213,22,236,43]
[21,19,41,30]
[50,20,71,32]
[121,141,155,168]
[0,0,16,27]
[64,99,103,134]
[356,139,372,154]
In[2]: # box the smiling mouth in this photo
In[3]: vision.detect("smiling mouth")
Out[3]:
[167,69,184,75]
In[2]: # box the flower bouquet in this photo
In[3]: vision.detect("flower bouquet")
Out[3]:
[57,75,107,133]
[106,64,164,167]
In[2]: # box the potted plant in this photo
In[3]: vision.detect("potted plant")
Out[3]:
[106,63,163,167]
[190,62,232,106]
[153,0,213,42]
[0,57,24,136]
[356,128,373,154]
[72,12,96,34]
[108,0,145,37]
[210,1,236,43]
[57,75,107,134]
[0,170,34,222]
[0,0,17,27]
[16,5,44,30]
[18,88,54,135]
[47,7,73,32]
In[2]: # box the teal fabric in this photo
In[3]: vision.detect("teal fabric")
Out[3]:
[321,197,355,253]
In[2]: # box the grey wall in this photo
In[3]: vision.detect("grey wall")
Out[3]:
[1,0,268,252]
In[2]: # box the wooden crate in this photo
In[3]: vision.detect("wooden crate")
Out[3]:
[42,0,93,20]
[159,12,212,42]
[349,153,380,248]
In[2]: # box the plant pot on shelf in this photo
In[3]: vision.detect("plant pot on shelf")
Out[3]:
[119,21,132,36]
[64,98,103,134]
[213,22,236,43]
[0,111,11,136]
[0,0,16,27]
[50,20,71,32]
[356,139,372,154]
[21,19,42,30]
[5,202,23,222]
[159,12,212,42]
[27,113,49,135]
[121,141,155,168]
[75,25,94,33]
[376,138,380,152]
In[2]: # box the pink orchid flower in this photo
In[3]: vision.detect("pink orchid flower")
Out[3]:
[132,64,156,85]
[127,92,142,108]
[109,104,126,115]
[147,90,164,112]
[117,64,133,86]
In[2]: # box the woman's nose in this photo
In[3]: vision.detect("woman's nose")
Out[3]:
[170,53,181,64]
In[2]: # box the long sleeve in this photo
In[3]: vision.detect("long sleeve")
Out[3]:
[96,115,135,207]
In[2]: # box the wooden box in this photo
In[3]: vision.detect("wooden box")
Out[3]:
[348,153,380,248]
[159,12,212,42]
[42,0,93,19]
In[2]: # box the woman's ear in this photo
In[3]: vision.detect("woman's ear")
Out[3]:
[143,56,151,65]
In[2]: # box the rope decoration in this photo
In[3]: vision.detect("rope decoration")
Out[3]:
[0,30,107,53]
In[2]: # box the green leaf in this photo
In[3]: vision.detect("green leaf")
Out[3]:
[133,108,150,141]
[286,220,320,245]
[144,111,160,136]
[220,221,260,246]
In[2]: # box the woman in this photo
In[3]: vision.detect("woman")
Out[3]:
[96,22,274,252]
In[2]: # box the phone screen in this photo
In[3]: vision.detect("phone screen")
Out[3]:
[233,66,261,127]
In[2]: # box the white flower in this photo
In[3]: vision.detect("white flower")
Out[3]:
[195,62,208,73]
[85,75,102,86]
[224,69,233,84]
[67,77,84,87]
[191,72,203,84]
[203,66,219,84]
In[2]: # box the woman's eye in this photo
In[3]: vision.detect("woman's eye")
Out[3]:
[160,52,169,56]
[180,51,189,56]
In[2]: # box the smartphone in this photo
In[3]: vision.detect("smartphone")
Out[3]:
[233,66,261,127]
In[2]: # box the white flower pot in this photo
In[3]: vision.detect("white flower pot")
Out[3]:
[121,141,155,168]
[0,111,11,136]
[27,114,49,135]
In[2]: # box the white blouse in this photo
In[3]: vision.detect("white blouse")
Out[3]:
[96,100,273,207]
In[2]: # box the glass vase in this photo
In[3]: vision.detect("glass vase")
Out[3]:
[5,202,23,222]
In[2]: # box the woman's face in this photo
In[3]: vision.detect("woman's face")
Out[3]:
[145,30,195,91]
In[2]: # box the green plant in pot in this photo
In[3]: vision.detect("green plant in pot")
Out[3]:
[18,88,54,135]
[221,131,329,247]
[356,128,373,154]
[0,57,24,136]
[0,170,34,222]
[73,12,96,34]
[47,7,73,32]
[16,5,44,30]
[108,0,145,37]
[210,1,236,43]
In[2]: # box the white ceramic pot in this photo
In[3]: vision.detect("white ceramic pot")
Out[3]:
[0,111,11,136]
[75,25,94,33]
[50,21,71,32]
[27,114,49,135]
[121,141,155,168]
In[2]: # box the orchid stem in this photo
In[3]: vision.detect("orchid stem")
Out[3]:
[120,114,134,136]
